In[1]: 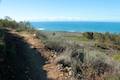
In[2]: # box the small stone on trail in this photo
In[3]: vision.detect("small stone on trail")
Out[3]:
[68,71,72,76]
[30,46,34,49]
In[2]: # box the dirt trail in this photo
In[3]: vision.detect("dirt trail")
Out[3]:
[9,30,69,80]
[5,30,48,80]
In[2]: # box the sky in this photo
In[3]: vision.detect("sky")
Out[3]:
[0,0,120,21]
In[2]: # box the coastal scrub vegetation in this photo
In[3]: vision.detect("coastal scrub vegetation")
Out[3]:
[39,32,120,80]
[0,17,120,80]
[0,16,36,33]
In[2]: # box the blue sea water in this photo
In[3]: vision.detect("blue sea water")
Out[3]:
[31,22,120,33]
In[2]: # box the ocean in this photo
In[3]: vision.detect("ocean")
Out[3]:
[31,22,120,33]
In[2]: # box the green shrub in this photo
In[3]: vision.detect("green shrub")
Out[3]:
[83,32,94,40]
[84,50,114,78]
[44,39,66,53]
[71,49,85,79]
[112,54,120,62]
[0,17,36,33]
[55,49,72,67]
[35,31,48,40]
[93,32,105,42]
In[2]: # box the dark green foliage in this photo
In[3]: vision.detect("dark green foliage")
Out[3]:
[16,21,35,32]
[0,17,35,32]
[0,17,18,29]
[83,32,94,40]
[83,32,120,45]
[71,48,84,63]
[45,40,66,53]
[52,32,56,36]
[0,41,5,55]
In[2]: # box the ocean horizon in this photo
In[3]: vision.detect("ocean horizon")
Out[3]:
[31,21,120,33]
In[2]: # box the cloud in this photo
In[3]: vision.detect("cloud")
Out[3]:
[1,16,82,21]
[37,16,81,21]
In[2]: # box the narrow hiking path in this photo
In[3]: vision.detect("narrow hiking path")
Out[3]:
[8,29,70,80]
[5,30,48,80]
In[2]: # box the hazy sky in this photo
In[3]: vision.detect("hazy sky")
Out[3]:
[0,0,120,21]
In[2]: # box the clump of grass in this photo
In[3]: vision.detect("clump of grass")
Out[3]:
[112,54,120,62]
[55,48,72,67]
[64,35,88,42]
[85,50,108,63]
[104,74,120,80]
